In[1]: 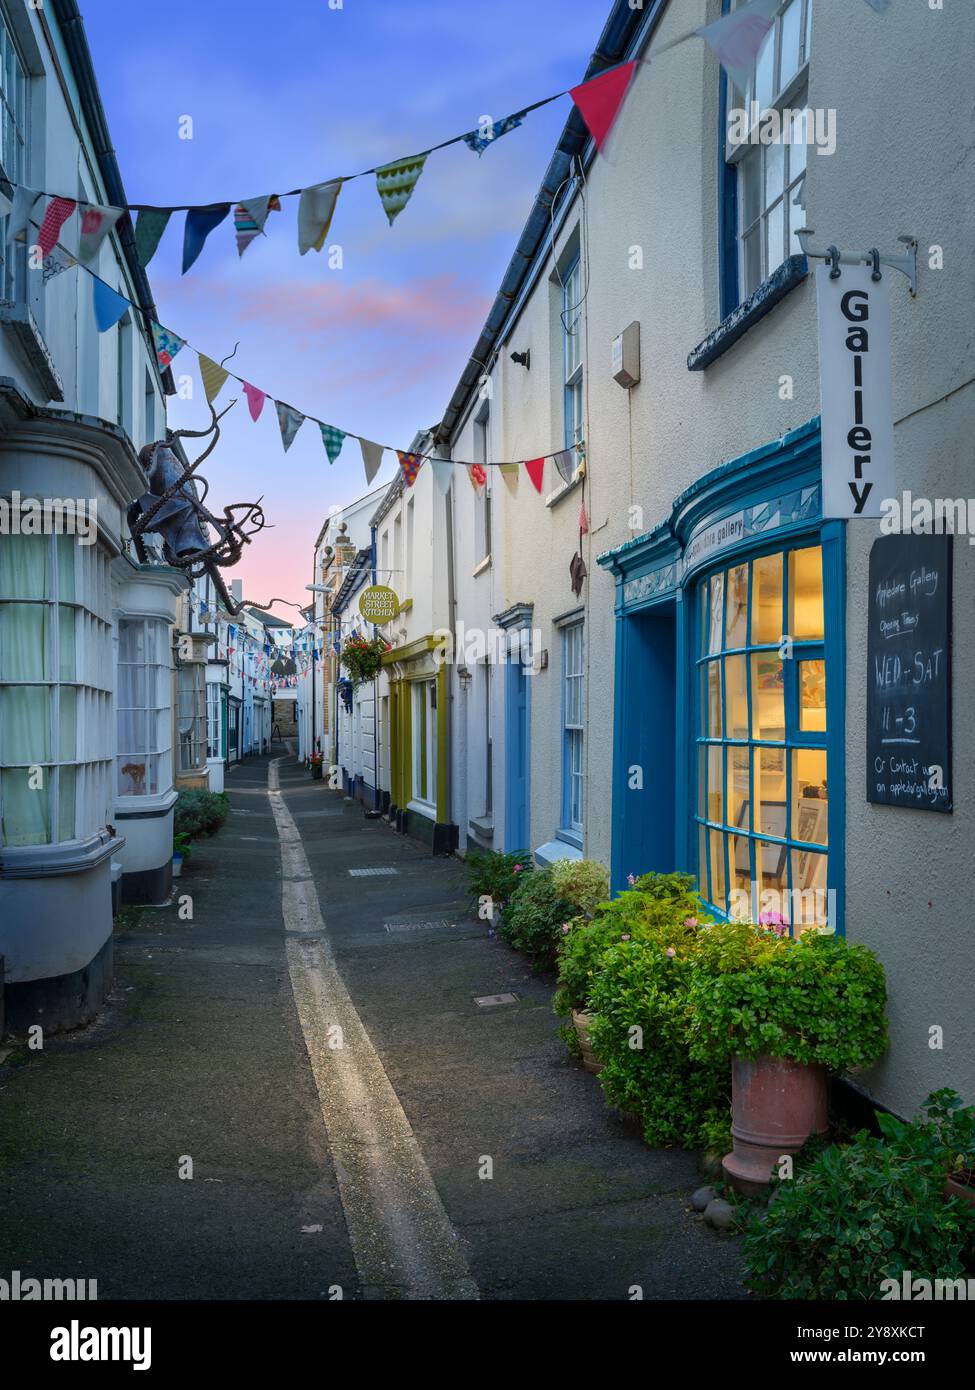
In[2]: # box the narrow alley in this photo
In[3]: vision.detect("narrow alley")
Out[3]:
[0,748,744,1302]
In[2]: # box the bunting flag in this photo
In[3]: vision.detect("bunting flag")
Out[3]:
[78,204,122,262]
[525,457,545,493]
[134,208,171,268]
[151,322,185,370]
[463,111,526,156]
[468,463,487,490]
[4,186,40,245]
[579,499,589,536]
[234,195,279,256]
[320,423,346,464]
[552,448,576,484]
[199,354,230,404]
[570,61,637,153]
[37,196,76,257]
[244,381,266,421]
[182,204,231,274]
[396,450,423,487]
[276,401,306,451]
[695,0,781,95]
[43,246,76,285]
[92,277,129,332]
[430,458,453,496]
[376,154,427,226]
[298,181,342,255]
[360,438,384,485]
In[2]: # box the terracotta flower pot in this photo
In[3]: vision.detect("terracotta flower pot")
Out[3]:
[945,1174,975,1209]
[572,1009,604,1075]
[311,763,323,780]
[722,1053,828,1195]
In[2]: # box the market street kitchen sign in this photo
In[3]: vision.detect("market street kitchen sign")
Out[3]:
[816,263,896,519]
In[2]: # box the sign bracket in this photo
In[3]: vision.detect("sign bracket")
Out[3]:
[796,228,917,297]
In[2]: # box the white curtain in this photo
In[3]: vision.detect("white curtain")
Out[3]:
[0,535,51,844]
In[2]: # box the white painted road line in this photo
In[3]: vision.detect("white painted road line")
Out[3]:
[267,756,478,1301]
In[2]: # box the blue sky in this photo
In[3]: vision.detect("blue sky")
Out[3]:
[84,0,606,608]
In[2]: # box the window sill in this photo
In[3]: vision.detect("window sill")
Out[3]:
[545,471,584,509]
[469,815,494,840]
[407,797,436,821]
[534,836,582,867]
[687,255,808,372]
[0,301,64,402]
[472,555,491,577]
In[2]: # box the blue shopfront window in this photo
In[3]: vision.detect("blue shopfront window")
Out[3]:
[693,540,828,930]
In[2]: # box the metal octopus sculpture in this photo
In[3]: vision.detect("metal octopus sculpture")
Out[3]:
[127,383,269,617]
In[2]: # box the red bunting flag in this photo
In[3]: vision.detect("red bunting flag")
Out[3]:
[37,196,76,257]
[570,61,637,153]
[468,463,487,490]
[243,381,266,422]
[525,457,545,493]
[579,499,589,536]
[397,450,423,487]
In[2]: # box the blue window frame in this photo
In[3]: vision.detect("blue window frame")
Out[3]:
[561,254,584,451]
[560,619,584,842]
[692,540,830,932]
[719,0,813,315]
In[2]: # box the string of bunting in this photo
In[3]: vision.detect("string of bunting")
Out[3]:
[0,0,890,274]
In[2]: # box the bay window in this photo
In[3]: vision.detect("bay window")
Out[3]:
[116,617,171,796]
[694,541,828,930]
[176,660,206,773]
[0,531,113,847]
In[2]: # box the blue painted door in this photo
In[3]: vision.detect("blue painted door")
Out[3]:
[505,655,530,852]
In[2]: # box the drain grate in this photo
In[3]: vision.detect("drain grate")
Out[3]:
[384,919,452,933]
[474,993,518,1007]
[349,866,399,877]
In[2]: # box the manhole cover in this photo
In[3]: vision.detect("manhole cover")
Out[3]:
[349,867,399,877]
[474,993,518,1007]
[384,919,452,933]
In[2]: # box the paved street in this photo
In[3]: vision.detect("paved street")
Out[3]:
[0,749,744,1301]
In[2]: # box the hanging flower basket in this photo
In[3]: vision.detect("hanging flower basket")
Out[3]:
[340,636,390,688]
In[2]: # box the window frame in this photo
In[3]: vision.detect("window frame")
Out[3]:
[692,537,830,932]
[720,0,813,309]
[116,615,172,798]
[176,659,207,774]
[561,253,585,452]
[409,677,438,817]
[0,10,30,305]
[559,618,585,844]
[473,401,492,565]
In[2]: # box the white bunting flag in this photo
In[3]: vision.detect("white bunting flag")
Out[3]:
[298,181,341,255]
[360,438,384,485]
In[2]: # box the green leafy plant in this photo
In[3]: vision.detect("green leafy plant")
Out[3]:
[743,1097,975,1299]
[550,859,610,916]
[465,849,531,919]
[554,871,707,1017]
[173,832,192,861]
[688,926,888,1072]
[500,868,573,967]
[174,789,230,841]
[340,635,390,687]
[587,931,730,1148]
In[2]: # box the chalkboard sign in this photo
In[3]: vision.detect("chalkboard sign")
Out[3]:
[867,533,952,812]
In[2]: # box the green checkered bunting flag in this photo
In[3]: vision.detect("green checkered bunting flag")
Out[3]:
[320,423,346,464]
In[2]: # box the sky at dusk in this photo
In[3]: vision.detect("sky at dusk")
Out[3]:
[82,0,607,611]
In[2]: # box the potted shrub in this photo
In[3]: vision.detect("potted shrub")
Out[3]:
[689,926,888,1193]
[340,635,390,687]
[554,871,707,1074]
[921,1088,975,1209]
[464,848,532,924]
[172,832,192,878]
[308,751,325,781]
[499,868,574,969]
[742,1103,975,1299]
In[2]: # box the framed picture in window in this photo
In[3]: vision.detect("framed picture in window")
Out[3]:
[796,798,827,848]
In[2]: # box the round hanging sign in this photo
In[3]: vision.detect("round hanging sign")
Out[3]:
[358,585,400,624]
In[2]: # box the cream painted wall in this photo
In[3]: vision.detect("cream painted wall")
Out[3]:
[445,0,975,1114]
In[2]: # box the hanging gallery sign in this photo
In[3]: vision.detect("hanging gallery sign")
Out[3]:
[358,585,400,624]
[816,263,896,519]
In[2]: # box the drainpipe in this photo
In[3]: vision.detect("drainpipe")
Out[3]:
[443,445,456,834]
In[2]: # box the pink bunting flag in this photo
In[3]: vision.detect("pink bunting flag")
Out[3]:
[579,499,589,536]
[570,61,637,153]
[243,382,266,422]
[525,458,545,494]
[37,196,77,257]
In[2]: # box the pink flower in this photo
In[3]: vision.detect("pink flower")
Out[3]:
[666,947,677,958]
[684,917,698,928]
[561,923,571,935]
[626,873,637,886]
[513,864,523,873]
[621,934,630,941]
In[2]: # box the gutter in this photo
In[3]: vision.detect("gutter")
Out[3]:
[50,0,175,397]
